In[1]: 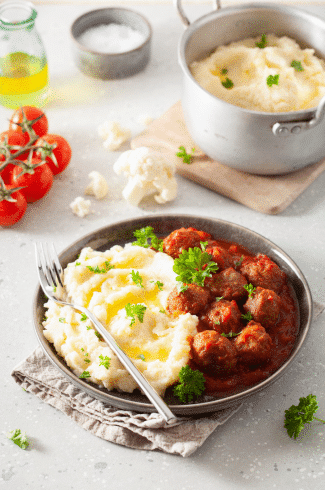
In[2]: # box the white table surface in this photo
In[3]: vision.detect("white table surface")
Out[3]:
[1,3,325,489]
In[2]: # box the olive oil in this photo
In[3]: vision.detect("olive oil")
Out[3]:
[0,51,49,109]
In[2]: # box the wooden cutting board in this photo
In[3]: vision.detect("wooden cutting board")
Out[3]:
[131,101,325,214]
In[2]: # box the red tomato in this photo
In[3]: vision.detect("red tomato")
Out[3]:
[11,158,53,203]
[0,183,27,226]
[35,134,72,175]
[0,130,28,184]
[9,106,49,144]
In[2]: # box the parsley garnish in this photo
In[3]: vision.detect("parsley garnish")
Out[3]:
[173,245,219,289]
[234,255,244,268]
[99,354,111,369]
[125,303,147,326]
[266,74,279,87]
[173,365,205,403]
[80,313,87,321]
[241,312,253,321]
[176,145,195,164]
[215,296,224,302]
[256,34,267,48]
[284,394,325,439]
[215,320,221,325]
[159,309,166,314]
[150,280,164,291]
[59,318,66,323]
[244,283,256,297]
[94,331,104,341]
[79,371,91,379]
[138,354,146,361]
[221,67,228,74]
[75,262,81,266]
[132,226,163,252]
[131,270,144,288]
[221,331,241,338]
[291,60,304,72]
[222,77,234,89]
[7,429,29,450]
[86,261,114,274]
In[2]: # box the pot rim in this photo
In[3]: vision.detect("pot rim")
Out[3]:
[178,2,325,118]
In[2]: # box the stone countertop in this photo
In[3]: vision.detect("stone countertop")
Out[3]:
[1,3,325,489]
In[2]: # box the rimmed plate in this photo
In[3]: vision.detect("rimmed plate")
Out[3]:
[33,214,313,415]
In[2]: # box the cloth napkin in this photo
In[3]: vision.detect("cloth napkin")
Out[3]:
[11,302,324,457]
[11,346,241,457]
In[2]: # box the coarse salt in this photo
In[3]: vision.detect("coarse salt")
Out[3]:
[77,23,146,54]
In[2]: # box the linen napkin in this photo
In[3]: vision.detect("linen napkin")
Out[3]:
[11,302,324,457]
[11,346,241,457]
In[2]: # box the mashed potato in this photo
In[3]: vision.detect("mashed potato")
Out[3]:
[190,34,325,112]
[43,243,198,396]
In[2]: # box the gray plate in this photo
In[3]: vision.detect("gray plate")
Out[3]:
[33,214,313,415]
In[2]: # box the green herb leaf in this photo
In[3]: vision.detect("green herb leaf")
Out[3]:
[99,354,111,369]
[159,309,166,314]
[284,394,325,439]
[176,145,195,164]
[7,429,29,450]
[80,313,88,321]
[173,246,219,289]
[75,262,81,266]
[221,77,234,89]
[173,365,205,403]
[266,74,279,87]
[86,261,114,274]
[221,331,241,338]
[59,317,66,323]
[221,67,228,74]
[94,331,104,341]
[125,303,147,326]
[256,34,267,49]
[138,354,146,361]
[241,311,253,321]
[132,226,163,252]
[291,60,304,72]
[215,296,224,302]
[234,255,244,268]
[244,283,256,297]
[131,270,144,288]
[79,371,91,379]
[151,279,164,291]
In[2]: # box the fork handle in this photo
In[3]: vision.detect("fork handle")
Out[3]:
[78,307,178,424]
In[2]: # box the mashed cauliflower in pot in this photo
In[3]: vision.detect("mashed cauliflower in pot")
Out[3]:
[43,243,198,396]
[190,34,325,112]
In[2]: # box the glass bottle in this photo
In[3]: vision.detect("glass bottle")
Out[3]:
[0,1,49,109]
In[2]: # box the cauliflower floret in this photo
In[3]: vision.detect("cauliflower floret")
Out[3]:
[85,171,109,199]
[70,196,91,217]
[113,147,178,206]
[98,121,131,151]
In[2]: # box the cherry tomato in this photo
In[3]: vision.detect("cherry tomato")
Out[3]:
[35,134,72,175]
[0,183,27,226]
[0,130,28,184]
[9,106,49,144]
[11,157,53,203]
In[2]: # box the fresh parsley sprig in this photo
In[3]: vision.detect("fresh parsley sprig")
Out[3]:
[86,261,114,274]
[176,145,195,164]
[291,60,304,72]
[173,365,205,403]
[131,270,144,288]
[284,394,325,439]
[173,243,219,289]
[266,74,279,87]
[241,312,253,321]
[7,429,29,450]
[222,77,234,89]
[125,303,147,326]
[244,283,256,297]
[132,226,163,252]
[221,331,241,338]
[256,34,267,49]
[99,354,111,369]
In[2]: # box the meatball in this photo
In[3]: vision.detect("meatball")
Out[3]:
[243,287,281,329]
[234,321,273,365]
[205,267,247,300]
[167,283,210,316]
[192,330,237,373]
[205,243,234,271]
[200,299,242,334]
[163,227,211,259]
[240,253,286,294]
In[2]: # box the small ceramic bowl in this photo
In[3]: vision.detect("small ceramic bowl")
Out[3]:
[70,7,152,79]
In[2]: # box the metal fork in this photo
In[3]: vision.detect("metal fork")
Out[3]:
[35,242,178,424]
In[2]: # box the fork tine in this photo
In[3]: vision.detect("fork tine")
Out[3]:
[35,243,53,292]
[49,243,64,288]
[42,243,58,288]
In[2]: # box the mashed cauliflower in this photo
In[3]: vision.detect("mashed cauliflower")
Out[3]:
[43,243,198,396]
[190,34,325,112]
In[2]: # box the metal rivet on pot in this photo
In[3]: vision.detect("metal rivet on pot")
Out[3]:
[278,126,289,135]
[291,125,301,134]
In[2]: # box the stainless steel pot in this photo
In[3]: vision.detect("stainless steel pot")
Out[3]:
[176,1,325,175]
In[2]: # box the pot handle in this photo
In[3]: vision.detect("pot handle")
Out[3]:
[174,0,221,27]
[272,94,325,136]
